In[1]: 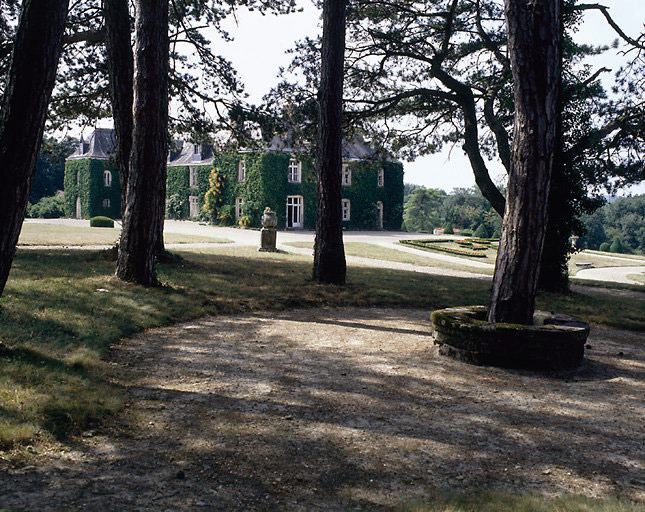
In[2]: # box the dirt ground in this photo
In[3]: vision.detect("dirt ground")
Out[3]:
[1,308,643,511]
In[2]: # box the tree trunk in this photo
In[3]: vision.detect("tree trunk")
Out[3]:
[115,0,168,285]
[313,0,347,285]
[487,0,561,324]
[0,0,68,298]
[103,0,133,220]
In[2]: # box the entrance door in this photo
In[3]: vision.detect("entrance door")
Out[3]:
[376,201,383,229]
[76,196,82,219]
[286,196,303,228]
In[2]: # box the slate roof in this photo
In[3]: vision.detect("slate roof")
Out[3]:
[67,128,116,160]
[68,128,384,164]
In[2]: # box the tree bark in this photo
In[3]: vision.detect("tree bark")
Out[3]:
[103,0,134,220]
[115,0,168,285]
[488,0,561,324]
[0,0,68,298]
[313,0,347,285]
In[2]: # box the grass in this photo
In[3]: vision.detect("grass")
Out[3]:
[0,245,643,452]
[399,489,643,512]
[284,241,494,274]
[626,273,645,284]
[18,223,232,246]
[569,252,645,275]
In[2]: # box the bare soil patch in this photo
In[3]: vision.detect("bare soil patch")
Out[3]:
[1,308,643,510]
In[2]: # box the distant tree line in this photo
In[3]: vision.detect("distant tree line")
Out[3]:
[580,195,645,254]
[403,185,502,238]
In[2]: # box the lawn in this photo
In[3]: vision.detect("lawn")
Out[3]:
[284,241,494,274]
[18,223,232,246]
[399,489,643,512]
[569,251,645,275]
[0,245,643,453]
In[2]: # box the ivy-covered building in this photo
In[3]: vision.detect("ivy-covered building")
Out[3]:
[65,128,404,230]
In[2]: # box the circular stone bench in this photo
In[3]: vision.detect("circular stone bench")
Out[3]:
[430,306,590,370]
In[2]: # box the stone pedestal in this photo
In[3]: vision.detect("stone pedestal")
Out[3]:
[259,227,277,252]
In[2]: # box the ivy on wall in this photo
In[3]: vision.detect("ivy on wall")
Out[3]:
[66,152,404,229]
[64,159,121,219]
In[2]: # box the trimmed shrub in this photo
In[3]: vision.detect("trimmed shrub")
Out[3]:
[90,216,114,228]
[473,223,489,239]
[609,238,624,254]
[599,242,610,252]
[27,194,65,218]
[166,193,184,220]
[443,222,454,234]
[460,228,473,236]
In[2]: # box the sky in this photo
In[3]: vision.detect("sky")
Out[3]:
[211,0,644,195]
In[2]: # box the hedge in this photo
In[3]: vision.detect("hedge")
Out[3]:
[90,216,114,228]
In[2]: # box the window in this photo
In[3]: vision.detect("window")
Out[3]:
[286,195,303,228]
[103,170,112,187]
[238,159,246,182]
[377,168,384,187]
[376,201,384,228]
[288,158,301,183]
[342,164,351,186]
[103,198,111,208]
[193,143,200,155]
[76,172,80,185]
[189,167,197,187]
[189,195,199,217]
[342,199,351,221]
[235,197,244,220]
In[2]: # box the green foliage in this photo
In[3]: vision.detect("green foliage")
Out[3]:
[581,195,644,254]
[443,222,453,234]
[599,242,610,252]
[460,228,473,236]
[64,159,121,219]
[90,216,114,228]
[473,223,490,239]
[166,193,184,220]
[26,194,65,218]
[30,136,76,203]
[203,168,226,222]
[403,188,443,232]
[610,238,625,254]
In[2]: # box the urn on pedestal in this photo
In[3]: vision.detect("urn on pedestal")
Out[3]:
[258,207,278,252]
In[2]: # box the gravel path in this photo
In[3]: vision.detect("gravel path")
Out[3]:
[572,266,645,285]
[1,308,643,511]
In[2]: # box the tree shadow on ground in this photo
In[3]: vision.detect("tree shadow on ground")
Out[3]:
[1,308,642,511]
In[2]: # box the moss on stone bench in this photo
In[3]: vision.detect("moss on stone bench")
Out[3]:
[430,306,589,370]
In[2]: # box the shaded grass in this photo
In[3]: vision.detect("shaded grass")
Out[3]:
[18,223,232,246]
[399,489,643,512]
[0,246,643,450]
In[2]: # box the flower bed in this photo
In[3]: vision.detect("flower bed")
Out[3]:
[430,306,589,370]
[400,239,488,258]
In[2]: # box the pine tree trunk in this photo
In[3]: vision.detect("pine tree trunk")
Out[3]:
[313,0,347,285]
[487,0,561,324]
[103,0,133,220]
[115,0,168,285]
[0,0,68,298]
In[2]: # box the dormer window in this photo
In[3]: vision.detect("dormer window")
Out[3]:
[377,168,384,187]
[342,164,351,186]
[238,158,246,182]
[103,170,112,187]
[189,166,197,187]
[193,144,199,155]
[288,158,301,183]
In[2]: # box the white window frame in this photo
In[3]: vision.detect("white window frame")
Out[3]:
[342,198,351,221]
[342,164,351,186]
[235,197,244,220]
[103,198,111,208]
[103,170,112,187]
[377,168,384,187]
[189,166,197,187]
[286,195,304,228]
[189,195,199,217]
[288,158,301,183]
[76,172,80,185]
[193,143,200,155]
[238,158,246,182]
